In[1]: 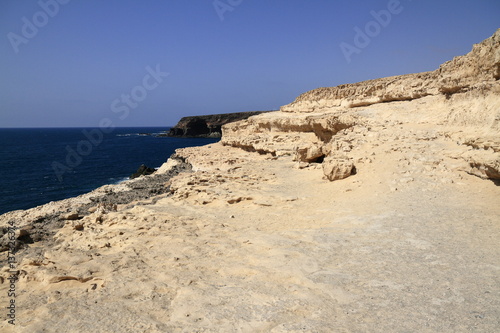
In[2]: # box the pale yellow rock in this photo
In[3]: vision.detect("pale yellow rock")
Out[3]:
[294,143,324,162]
[322,157,355,181]
[281,28,500,113]
[221,30,500,179]
[1,29,500,333]
[156,157,181,174]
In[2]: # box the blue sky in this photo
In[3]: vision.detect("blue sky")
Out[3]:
[0,0,499,127]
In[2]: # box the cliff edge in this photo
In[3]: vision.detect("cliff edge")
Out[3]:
[0,30,499,332]
[223,29,500,181]
[166,111,273,138]
[281,28,500,112]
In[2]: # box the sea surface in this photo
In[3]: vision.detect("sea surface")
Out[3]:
[0,127,218,215]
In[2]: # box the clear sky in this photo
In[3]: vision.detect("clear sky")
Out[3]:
[0,0,499,127]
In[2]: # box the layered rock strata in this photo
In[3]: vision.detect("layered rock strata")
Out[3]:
[223,29,500,181]
[0,30,499,333]
[281,29,500,112]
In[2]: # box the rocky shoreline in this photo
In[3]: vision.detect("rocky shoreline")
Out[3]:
[165,111,274,138]
[0,155,191,258]
[0,30,498,332]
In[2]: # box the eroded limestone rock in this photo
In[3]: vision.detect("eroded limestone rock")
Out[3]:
[322,158,355,181]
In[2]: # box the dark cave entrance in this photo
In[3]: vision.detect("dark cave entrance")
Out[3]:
[185,118,210,136]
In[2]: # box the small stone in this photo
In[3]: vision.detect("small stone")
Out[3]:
[298,162,309,169]
[73,223,84,231]
[62,212,80,220]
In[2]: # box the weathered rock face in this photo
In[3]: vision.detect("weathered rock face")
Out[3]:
[222,111,358,156]
[281,29,500,113]
[167,111,274,138]
[222,29,500,181]
[1,31,500,333]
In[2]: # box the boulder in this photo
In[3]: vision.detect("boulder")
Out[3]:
[294,144,325,163]
[130,164,156,179]
[322,157,355,181]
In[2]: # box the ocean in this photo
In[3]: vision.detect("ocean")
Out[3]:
[0,127,218,215]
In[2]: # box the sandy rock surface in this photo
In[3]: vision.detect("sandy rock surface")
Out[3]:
[1,30,499,332]
[280,29,500,112]
[1,140,498,332]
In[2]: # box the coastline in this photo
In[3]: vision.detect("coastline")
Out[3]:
[0,30,499,332]
[165,111,274,138]
[0,127,219,215]
[0,154,191,254]
[1,138,498,331]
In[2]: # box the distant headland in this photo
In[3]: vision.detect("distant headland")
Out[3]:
[165,111,275,138]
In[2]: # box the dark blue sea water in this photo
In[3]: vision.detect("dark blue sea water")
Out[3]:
[0,127,218,215]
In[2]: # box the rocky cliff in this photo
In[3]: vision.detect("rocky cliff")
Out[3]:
[167,111,274,138]
[281,29,500,112]
[223,29,500,181]
[1,30,499,333]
